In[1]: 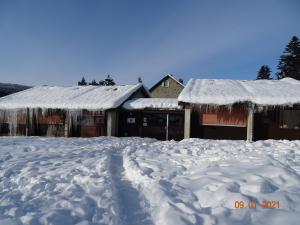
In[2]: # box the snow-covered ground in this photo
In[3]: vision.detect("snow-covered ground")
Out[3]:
[1,137,300,225]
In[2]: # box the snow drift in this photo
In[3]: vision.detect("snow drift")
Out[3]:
[0,137,300,225]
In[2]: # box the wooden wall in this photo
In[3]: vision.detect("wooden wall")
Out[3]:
[199,107,247,127]
[150,76,184,98]
[254,110,300,140]
[191,106,247,140]
[119,110,184,140]
[0,109,106,137]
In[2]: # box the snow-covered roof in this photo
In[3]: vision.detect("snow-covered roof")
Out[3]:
[178,78,300,106]
[123,98,182,110]
[0,84,144,110]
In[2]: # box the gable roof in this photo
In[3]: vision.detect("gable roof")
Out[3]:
[0,84,145,110]
[123,98,182,110]
[149,74,185,92]
[178,78,300,107]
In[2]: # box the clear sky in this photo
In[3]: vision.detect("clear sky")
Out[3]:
[0,0,299,88]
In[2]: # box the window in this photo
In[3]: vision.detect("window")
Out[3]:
[79,116,94,126]
[78,115,105,125]
[169,115,183,127]
[95,116,104,124]
[144,114,166,126]
[161,80,169,87]
[279,110,300,129]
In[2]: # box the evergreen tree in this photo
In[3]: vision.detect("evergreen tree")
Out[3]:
[99,80,105,86]
[138,77,142,83]
[104,75,116,86]
[78,77,87,86]
[89,79,99,86]
[276,36,300,80]
[256,65,272,80]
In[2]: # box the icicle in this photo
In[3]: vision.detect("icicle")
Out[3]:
[65,109,83,136]
[4,109,27,136]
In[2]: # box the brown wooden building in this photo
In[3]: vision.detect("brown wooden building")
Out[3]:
[178,78,300,141]
[120,98,184,140]
[0,84,149,137]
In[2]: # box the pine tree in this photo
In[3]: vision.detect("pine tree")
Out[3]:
[78,77,87,86]
[104,75,116,86]
[89,79,98,86]
[276,36,300,80]
[99,80,105,86]
[256,65,272,80]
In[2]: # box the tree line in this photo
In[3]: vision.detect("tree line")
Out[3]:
[78,74,116,86]
[78,75,144,86]
[256,36,300,80]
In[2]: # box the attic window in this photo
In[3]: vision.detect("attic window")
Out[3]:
[161,80,169,87]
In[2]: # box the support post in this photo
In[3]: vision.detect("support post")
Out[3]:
[166,113,169,140]
[247,107,254,141]
[184,107,192,139]
[64,111,69,137]
[107,110,118,136]
[25,108,29,136]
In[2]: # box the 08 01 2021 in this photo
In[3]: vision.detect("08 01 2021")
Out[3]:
[234,200,279,209]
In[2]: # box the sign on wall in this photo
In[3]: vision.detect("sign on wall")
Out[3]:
[127,118,136,124]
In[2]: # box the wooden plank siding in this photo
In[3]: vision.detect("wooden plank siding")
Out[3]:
[191,106,248,140]
[254,110,300,140]
[199,107,247,127]
[0,110,107,137]
[119,110,184,141]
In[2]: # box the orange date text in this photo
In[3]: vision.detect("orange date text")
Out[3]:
[234,200,279,209]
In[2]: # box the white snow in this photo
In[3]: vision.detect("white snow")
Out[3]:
[178,78,300,106]
[123,98,182,110]
[1,137,300,225]
[0,84,143,110]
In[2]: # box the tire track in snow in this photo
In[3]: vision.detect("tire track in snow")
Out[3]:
[109,150,154,225]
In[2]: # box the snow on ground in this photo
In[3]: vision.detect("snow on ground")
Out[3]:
[1,137,300,225]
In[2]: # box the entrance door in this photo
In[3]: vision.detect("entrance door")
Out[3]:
[142,113,166,140]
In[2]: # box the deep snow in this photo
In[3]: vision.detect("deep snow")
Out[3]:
[0,137,300,225]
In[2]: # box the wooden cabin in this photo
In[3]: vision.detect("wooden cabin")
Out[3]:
[0,84,149,137]
[178,78,300,141]
[119,98,184,140]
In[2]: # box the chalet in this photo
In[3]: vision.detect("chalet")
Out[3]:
[0,84,149,137]
[149,74,184,98]
[178,78,300,141]
[120,98,184,140]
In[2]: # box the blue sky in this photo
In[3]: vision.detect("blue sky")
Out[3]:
[0,0,299,87]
